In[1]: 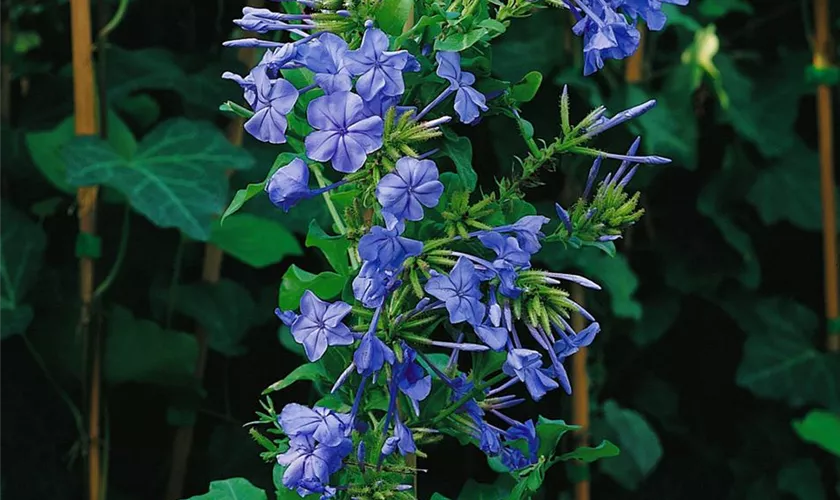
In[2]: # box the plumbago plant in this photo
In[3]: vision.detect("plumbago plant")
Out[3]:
[212,0,686,498]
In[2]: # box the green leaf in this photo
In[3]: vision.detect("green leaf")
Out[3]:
[375,0,414,36]
[535,416,580,458]
[186,478,267,500]
[599,400,662,490]
[557,440,620,463]
[698,0,753,19]
[115,93,160,129]
[625,81,697,169]
[278,325,306,358]
[159,280,257,357]
[456,478,509,500]
[792,410,840,457]
[509,71,543,103]
[0,202,47,339]
[725,297,840,410]
[478,19,506,34]
[210,214,301,268]
[221,182,265,223]
[305,221,351,275]
[431,494,453,500]
[64,119,254,240]
[631,295,681,347]
[434,28,488,52]
[105,46,185,101]
[263,363,329,394]
[104,306,198,387]
[746,140,840,232]
[25,110,137,194]
[277,265,347,310]
[777,458,825,500]
[439,130,477,192]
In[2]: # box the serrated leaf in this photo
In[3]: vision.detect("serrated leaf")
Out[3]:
[155,279,257,357]
[186,477,267,500]
[599,400,662,490]
[1,202,47,339]
[210,214,301,268]
[64,119,254,240]
[535,416,579,458]
[557,440,620,463]
[263,363,328,394]
[305,221,351,275]
[434,28,488,52]
[792,410,840,457]
[277,265,347,310]
[25,110,137,194]
[104,306,198,387]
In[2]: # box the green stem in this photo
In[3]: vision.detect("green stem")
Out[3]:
[430,372,508,425]
[97,0,129,40]
[312,164,360,269]
[92,204,130,301]
[22,335,87,441]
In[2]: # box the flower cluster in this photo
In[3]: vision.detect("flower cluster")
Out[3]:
[223,0,688,497]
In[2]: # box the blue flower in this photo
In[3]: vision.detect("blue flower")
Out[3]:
[424,257,486,326]
[502,349,559,401]
[505,419,539,462]
[478,232,532,269]
[554,322,600,360]
[382,417,417,456]
[358,225,423,272]
[450,374,484,423]
[479,424,502,456]
[265,158,310,211]
[376,157,444,229]
[244,65,299,144]
[352,262,402,309]
[435,51,488,124]
[501,447,533,470]
[393,344,432,415]
[345,25,419,101]
[572,0,641,76]
[234,7,315,34]
[305,91,384,173]
[354,331,396,377]
[613,0,689,31]
[299,33,353,94]
[475,320,509,351]
[290,291,355,362]
[278,403,351,447]
[276,435,351,494]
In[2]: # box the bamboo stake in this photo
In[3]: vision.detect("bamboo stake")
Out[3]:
[625,30,645,84]
[164,3,262,497]
[813,0,839,352]
[70,0,101,499]
[570,284,590,500]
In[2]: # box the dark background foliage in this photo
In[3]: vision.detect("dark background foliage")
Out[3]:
[1,0,839,499]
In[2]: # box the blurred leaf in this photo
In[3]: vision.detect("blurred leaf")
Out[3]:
[439,130,477,192]
[456,478,509,500]
[724,296,840,410]
[159,279,257,357]
[105,46,185,101]
[64,119,254,240]
[599,400,662,490]
[263,363,328,394]
[278,325,306,358]
[625,79,696,169]
[375,0,414,35]
[186,478,267,500]
[509,71,543,103]
[115,94,160,129]
[25,110,137,194]
[305,221,351,276]
[535,416,579,458]
[492,11,565,81]
[557,440,620,463]
[698,0,753,19]
[777,458,825,500]
[104,306,198,387]
[1,202,47,339]
[792,410,840,457]
[278,265,347,310]
[210,214,301,268]
[631,294,680,346]
[13,31,41,53]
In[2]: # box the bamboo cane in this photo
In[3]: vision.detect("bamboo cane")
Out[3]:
[813,0,839,352]
[70,0,100,499]
[570,284,589,500]
[625,30,645,84]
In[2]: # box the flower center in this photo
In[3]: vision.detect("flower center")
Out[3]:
[337,126,348,135]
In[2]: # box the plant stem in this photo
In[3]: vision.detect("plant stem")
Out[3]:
[312,163,360,269]
[93,204,131,300]
[429,372,507,426]
[812,0,839,351]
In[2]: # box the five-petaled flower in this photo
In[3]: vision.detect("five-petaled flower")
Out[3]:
[358,225,423,272]
[435,51,489,124]
[305,91,384,173]
[289,290,355,362]
[279,403,351,447]
[299,33,353,94]
[503,348,559,401]
[244,65,299,144]
[345,25,419,101]
[376,157,444,229]
[424,257,486,326]
[276,434,351,494]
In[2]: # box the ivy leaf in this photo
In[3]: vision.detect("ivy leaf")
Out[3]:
[725,296,840,410]
[25,110,137,194]
[777,458,825,500]
[263,363,329,394]
[156,280,257,357]
[375,0,414,35]
[186,478,267,500]
[434,28,488,52]
[210,214,302,268]
[438,130,477,192]
[277,265,347,310]
[305,221,351,275]
[792,410,840,457]
[0,202,47,339]
[598,400,662,490]
[535,416,579,458]
[104,306,198,387]
[557,440,620,463]
[64,119,254,240]
[105,46,185,101]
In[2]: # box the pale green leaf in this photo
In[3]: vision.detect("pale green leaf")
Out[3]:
[186,478,267,500]
[263,363,329,394]
[210,214,302,268]
[375,0,414,35]
[434,28,488,52]
[792,410,840,457]
[305,221,351,275]
[535,416,579,458]
[557,440,620,463]
[277,265,347,310]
